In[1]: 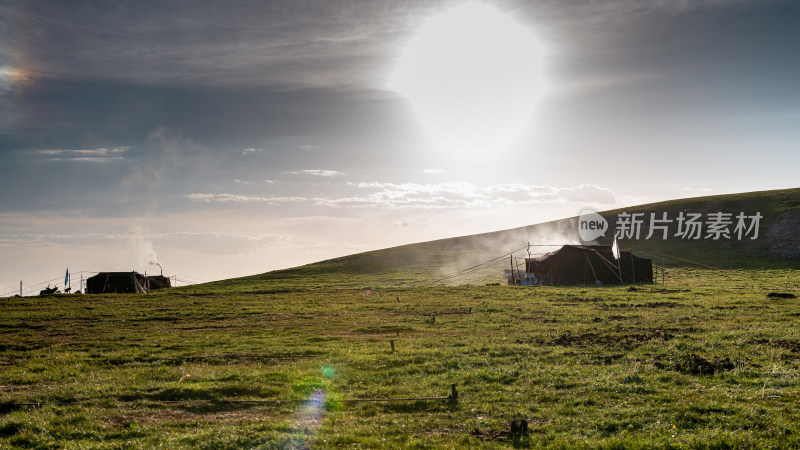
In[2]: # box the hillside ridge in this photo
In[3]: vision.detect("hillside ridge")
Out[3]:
[211,187,799,289]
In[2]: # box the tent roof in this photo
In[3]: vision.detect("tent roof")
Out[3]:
[527,244,625,262]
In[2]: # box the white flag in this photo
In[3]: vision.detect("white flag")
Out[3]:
[612,237,620,260]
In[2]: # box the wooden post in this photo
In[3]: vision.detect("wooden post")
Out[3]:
[449,384,458,404]
[390,340,395,353]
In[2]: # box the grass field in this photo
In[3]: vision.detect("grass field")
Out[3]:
[2,188,799,448]
[3,268,800,448]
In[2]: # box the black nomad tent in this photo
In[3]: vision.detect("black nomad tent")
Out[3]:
[145,275,172,291]
[523,245,653,286]
[85,272,171,294]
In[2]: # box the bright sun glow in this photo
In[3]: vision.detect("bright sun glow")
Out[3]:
[391,2,542,157]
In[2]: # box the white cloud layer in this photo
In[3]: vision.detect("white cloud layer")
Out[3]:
[290,169,345,177]
[185,193,306,204]
[184,182,616,209]
[31,147,129,162]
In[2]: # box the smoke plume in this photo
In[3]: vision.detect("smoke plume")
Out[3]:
[128,225,163,274]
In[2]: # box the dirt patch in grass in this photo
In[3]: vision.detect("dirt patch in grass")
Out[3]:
[0,344,43,352]
[750,339,800,352]
[354,325,414,335]
[712,305,770,310]
[607,315,637,321]
[98,351,322,367]
[471,418,540,443]
[0,422,21,437]
[767,292,797,299]
[0,323,46,331]
[627,287,691,294]
[549,297,606,303]
[518,328,675,348]
[656,354,735,375]
[606,301,684,309]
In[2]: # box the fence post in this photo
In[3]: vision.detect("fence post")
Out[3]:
[449,384,458,404]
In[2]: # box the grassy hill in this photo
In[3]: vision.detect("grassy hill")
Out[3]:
[3,189,800,448]
[208,187,799,291]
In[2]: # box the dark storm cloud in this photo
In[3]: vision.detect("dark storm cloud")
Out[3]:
[2,0,799,215]
[0,78,424,212]
[538,0,800,106]
[6,0,433,88]
[2,77,427,173]
[6,78,412,147]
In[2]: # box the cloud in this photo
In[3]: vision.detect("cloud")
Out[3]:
[242,147,264,155]
[184,182,616,209]
[290,169,345,177]
[31,147,129,162]
[423,169,444,174]
[300,144,318,150]
[185,193,307,204]
[263,179,278,184]
[319,182,616,209]
[6,2,424,89]
[558,184,617,205]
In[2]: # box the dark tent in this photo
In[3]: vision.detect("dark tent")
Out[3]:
[145,275,172,291]
[522,245,653,286]
[85,272,170,294]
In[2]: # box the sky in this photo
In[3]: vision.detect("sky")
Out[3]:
[1,0,799,294]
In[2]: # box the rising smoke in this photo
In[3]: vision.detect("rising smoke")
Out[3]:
[430,216,582,284]
[128,225,163,274]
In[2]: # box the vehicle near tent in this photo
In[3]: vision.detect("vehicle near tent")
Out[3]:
[506,245,653,286]
[85,272,171,294]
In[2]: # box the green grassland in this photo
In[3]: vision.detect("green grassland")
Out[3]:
[1,188,799,448]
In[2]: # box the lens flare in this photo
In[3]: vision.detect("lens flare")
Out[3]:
[0,66,34,91]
